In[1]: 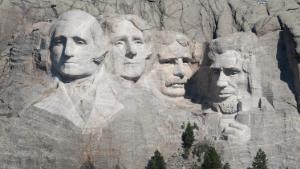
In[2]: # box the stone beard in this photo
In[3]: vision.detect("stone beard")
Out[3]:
[207,33,260,144]
[209,50,250,114]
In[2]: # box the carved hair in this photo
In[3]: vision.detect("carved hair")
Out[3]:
[153,31,201,64]
[101,14,152,43]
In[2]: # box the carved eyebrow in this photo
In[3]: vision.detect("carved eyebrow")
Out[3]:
[182,57,193,63]
[111,36,127,42]
[132,36,143,41]
[53,36,65,42]
[72,36,87,44]
[159,57,177,64]
[223,67,241,72]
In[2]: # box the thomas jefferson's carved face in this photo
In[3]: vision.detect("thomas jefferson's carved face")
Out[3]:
[51,17,99,80]
[210,50,248,102]
[110,20,150,81]
[156,41,193,97]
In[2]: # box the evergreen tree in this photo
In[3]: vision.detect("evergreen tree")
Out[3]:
[146,150,166,169]
[248,148,268,169]
[201,146,222,169]
[222,162,231,169]
[79,157,95,169]
[181,121,195,150]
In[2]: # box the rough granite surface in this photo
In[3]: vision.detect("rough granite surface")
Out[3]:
[0,0,300,169]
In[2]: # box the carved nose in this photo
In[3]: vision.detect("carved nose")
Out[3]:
[64,40,75,57]
[216,71,228,88]
[174,62,185,79]
[125,43,137,59]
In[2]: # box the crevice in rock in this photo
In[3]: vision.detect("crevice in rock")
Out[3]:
[278,29,300,113]
[158,0,165,30]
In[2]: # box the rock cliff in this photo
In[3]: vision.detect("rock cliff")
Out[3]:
[0,0,299,169]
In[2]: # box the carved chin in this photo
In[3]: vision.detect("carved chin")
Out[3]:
[59,67,91,79]
[213,96,239,114]
[161,87,185,97]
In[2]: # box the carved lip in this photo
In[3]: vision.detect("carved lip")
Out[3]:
[63,62,78,65]
[218,92,233,97]
[166,81,186,88]
[124,62,139,65]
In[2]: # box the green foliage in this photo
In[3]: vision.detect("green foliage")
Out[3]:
[181,122,195,150]
[192,142,210,160]
[146,150,166,169]
[248,148,268,169]
[79,161,95,169]
[79,155,95,169]
[222,162,231,169]
[193,122,199,130]
[201,146,222,169]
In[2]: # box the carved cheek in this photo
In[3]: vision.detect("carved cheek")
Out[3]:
[159,65,171,83]
[236,74,248,91]
[182,64,192,78]
[52,46,63,61]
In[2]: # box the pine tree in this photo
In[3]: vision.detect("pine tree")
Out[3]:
[222,162,231,169]
[146,150,166,169]
[181,121,195,150]
[201,146,222,169]
[248,148,268,169]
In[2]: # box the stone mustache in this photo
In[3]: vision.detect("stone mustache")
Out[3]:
[34,9,268,144]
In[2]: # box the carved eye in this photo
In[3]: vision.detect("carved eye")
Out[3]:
[53,37,64,45]
[182,57,192,63]
[134,39,144,45]
[211,68,220,75]
[114,40,125,46]
[159,58,176,64]
[133,37,144,45]
[224,69,240,76]
[73,37,87,45]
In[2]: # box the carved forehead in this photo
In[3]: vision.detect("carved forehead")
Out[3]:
[159,41,192,60]
[54,10,96,36]
[50,10,106,46]
[104,15,149,33]
[110,20,143,38]
[157,31,192,60]
[209,32,258,54]
[58,10,96,23]
[54,21,93,38]
[210,50,243,70]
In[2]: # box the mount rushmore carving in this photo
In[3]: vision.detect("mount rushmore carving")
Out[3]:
[4,8,296,169]
[34,9,268,144]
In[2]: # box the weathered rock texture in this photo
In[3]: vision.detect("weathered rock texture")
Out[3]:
[0,0,300,169]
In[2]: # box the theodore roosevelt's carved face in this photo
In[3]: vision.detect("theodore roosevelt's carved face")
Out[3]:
[50,11,102,80]
[156,39,193,97]
[110,20,150,82]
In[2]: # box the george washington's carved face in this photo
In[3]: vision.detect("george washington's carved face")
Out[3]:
[50,11,103,80]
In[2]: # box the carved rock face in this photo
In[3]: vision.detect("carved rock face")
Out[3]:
[210,50,248,103]
[157,41,193,97]
[50,10,101,80]
[110,20,149,81]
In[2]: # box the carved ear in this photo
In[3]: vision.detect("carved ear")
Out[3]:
[190,41,206,64]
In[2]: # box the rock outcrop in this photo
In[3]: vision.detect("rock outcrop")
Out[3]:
[0,1,299,169]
